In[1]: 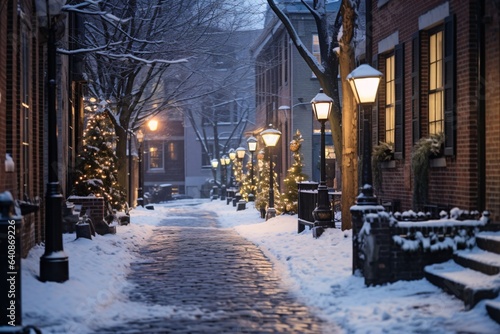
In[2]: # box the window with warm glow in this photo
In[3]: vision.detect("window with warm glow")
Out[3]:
[385,55,395,145]
[428,30,444,135]
[149,142,163,169]
[168,142,178,161]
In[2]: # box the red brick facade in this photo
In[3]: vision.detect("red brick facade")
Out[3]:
[1,1,85,256]
[369,0,500,222]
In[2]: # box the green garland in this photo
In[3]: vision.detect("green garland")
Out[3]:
[371,141,394,193]
[411,133,444,210]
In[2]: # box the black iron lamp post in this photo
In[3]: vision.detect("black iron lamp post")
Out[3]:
[247,136,257,202]
[311,89,334,237]
[136,130,144,206]
[211,158,219,200]
[36,0,69,283]
[347,64,383,205]
[347,64,384,275]
[228,148,236,187]
[224,155,230,188]
[260,126,281,220]
[220,155,227,200]
[236,146,246,186]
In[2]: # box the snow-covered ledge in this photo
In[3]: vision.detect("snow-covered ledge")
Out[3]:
[354,208,490,286]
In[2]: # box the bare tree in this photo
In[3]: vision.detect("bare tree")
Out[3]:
[63,0,262,188]
[267,0,359,230]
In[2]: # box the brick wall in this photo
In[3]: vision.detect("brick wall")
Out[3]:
[67,196,106,228]
[370,0,499,219]
[356,210,486,286]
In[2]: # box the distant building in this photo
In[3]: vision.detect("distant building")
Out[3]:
[182,29,261,198]
[251,0,341,188]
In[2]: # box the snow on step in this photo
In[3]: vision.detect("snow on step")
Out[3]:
[426,260,500,290]
[477,231,500,243]
[456,248,500,268]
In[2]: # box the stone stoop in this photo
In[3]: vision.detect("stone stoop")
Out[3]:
[424,232,500,324]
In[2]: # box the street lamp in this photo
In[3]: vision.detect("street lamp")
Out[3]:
[247,136,257,202]
[148,119,158,131]
[228,148,236,187]
[347,64,383,205]
[311,88,334,236]
[36,0,69,283]
[347,64,383,275]
[211,158,219,200]
[220,156,227,200]
[260,126,281,220]
[236,146,246,186]
[136,130,144,206]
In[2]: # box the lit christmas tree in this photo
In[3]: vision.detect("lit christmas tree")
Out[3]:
[239,159,256,201]
[281,130,308,214]
[73,110,126,211]
[254,150,282,216]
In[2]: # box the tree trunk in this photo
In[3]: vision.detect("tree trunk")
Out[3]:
[338,0,357,230]
[115,126,128,199]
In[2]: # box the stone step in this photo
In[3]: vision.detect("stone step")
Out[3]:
[477,232,500,254]
[425,260,500,309]
[454,249,500,275]
[486,300,500,325]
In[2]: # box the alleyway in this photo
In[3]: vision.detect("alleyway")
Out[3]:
[95,206,326,333]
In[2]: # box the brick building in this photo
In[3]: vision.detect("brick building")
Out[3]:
[0,0,85,256]
[367,0,500,221]
[251,1,340,186]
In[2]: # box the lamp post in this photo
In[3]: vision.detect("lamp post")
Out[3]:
[236,146,246,186]
[136,130,144,206]
[224,155,230,190]
[247,136,257,201]
[347,64,383,205]
[36,0,69,283]
[228,148,236,187]
[311,89,334,237]
[260,126,281,220]
[220,156,227,200]
[347,64,384,275]
[211,158,219,200]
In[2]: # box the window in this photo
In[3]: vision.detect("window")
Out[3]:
[149,141,163,169]
[385,55,395,145]
[312,34,320,77]
[168,142,178,161]
[428,30,444,135]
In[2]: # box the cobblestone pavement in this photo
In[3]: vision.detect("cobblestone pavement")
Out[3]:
[95,206,328,333]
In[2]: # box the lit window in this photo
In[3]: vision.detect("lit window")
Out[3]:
[385,55,395,145]
[149,142,163,169]
[168,142,178,161]
[428,30,444,135]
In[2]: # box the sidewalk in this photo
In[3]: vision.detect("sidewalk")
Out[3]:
[21,199,500,333]
[96,216,326,333]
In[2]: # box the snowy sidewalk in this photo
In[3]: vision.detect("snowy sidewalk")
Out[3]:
[21,199,500,333]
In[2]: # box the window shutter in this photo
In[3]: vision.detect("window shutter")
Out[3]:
[411,32,421,144]
[444,15,456,156]
[394,43,404,159]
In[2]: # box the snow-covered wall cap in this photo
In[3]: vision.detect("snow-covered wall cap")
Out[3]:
[5,153,15,172]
